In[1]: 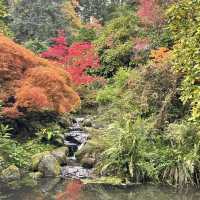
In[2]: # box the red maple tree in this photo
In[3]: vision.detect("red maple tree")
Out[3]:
[41,32,100,86]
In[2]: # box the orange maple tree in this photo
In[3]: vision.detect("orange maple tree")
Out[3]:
[150,47,170,63]
[0,34,80,118]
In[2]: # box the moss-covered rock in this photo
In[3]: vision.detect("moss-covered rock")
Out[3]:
[75,137,104,162]
[38,154,61,177]
[1,165,20,182]
[31,151,50,171]
[51,147,68,165]
[81,157,96,169]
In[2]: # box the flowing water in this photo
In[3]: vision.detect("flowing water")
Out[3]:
[61,117,92,179]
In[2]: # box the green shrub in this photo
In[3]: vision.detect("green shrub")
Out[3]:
[0,0,12,36]
[75,28,97,42]
[24,38,49,54]
[156,122,200,187]
[0,124,13,155]
[99,117,154,182]
[98,116,200,187]
[0,123,54,169]
[96,68,130,104]
[37,123,65,146]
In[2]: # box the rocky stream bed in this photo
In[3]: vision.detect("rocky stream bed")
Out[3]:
[61,117,93,179]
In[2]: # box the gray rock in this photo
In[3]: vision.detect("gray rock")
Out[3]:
[1,165,20,182]
[38,154,61,177]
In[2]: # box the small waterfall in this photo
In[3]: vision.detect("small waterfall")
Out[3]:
[61,117,92,179]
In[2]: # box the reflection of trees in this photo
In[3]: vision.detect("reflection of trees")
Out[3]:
[56,180,84,200]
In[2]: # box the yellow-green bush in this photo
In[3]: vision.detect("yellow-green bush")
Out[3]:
[167,0,200,121]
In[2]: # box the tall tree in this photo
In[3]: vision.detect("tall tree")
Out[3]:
[77,0,132,22]
[9,0,70,43]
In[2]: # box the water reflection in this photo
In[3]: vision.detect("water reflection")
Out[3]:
[1,178,200,200]
[56,180,83,200]
[79,184,200,200]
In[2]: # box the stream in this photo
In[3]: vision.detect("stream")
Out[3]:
[1,118,200,199]
[61,117,92,179]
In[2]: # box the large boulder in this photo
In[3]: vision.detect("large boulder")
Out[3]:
[51,147,68,165]
[38,154,61,177]
[1,165,20,182]
[31,151,50,171]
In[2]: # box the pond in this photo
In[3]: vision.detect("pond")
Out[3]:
[1,178,200,200]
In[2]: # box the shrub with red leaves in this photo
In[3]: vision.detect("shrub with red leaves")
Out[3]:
[41,33,100,86]
[137,0,163,26]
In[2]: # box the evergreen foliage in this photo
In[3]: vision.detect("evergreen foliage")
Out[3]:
[9,0,70,42]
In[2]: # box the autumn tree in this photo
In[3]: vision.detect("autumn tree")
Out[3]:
[0,35,80,118]
[41,33,100,85]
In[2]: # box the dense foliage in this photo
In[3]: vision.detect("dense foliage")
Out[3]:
[9,0,70,43]
[94,11,142,77]
[167,0,200,121]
